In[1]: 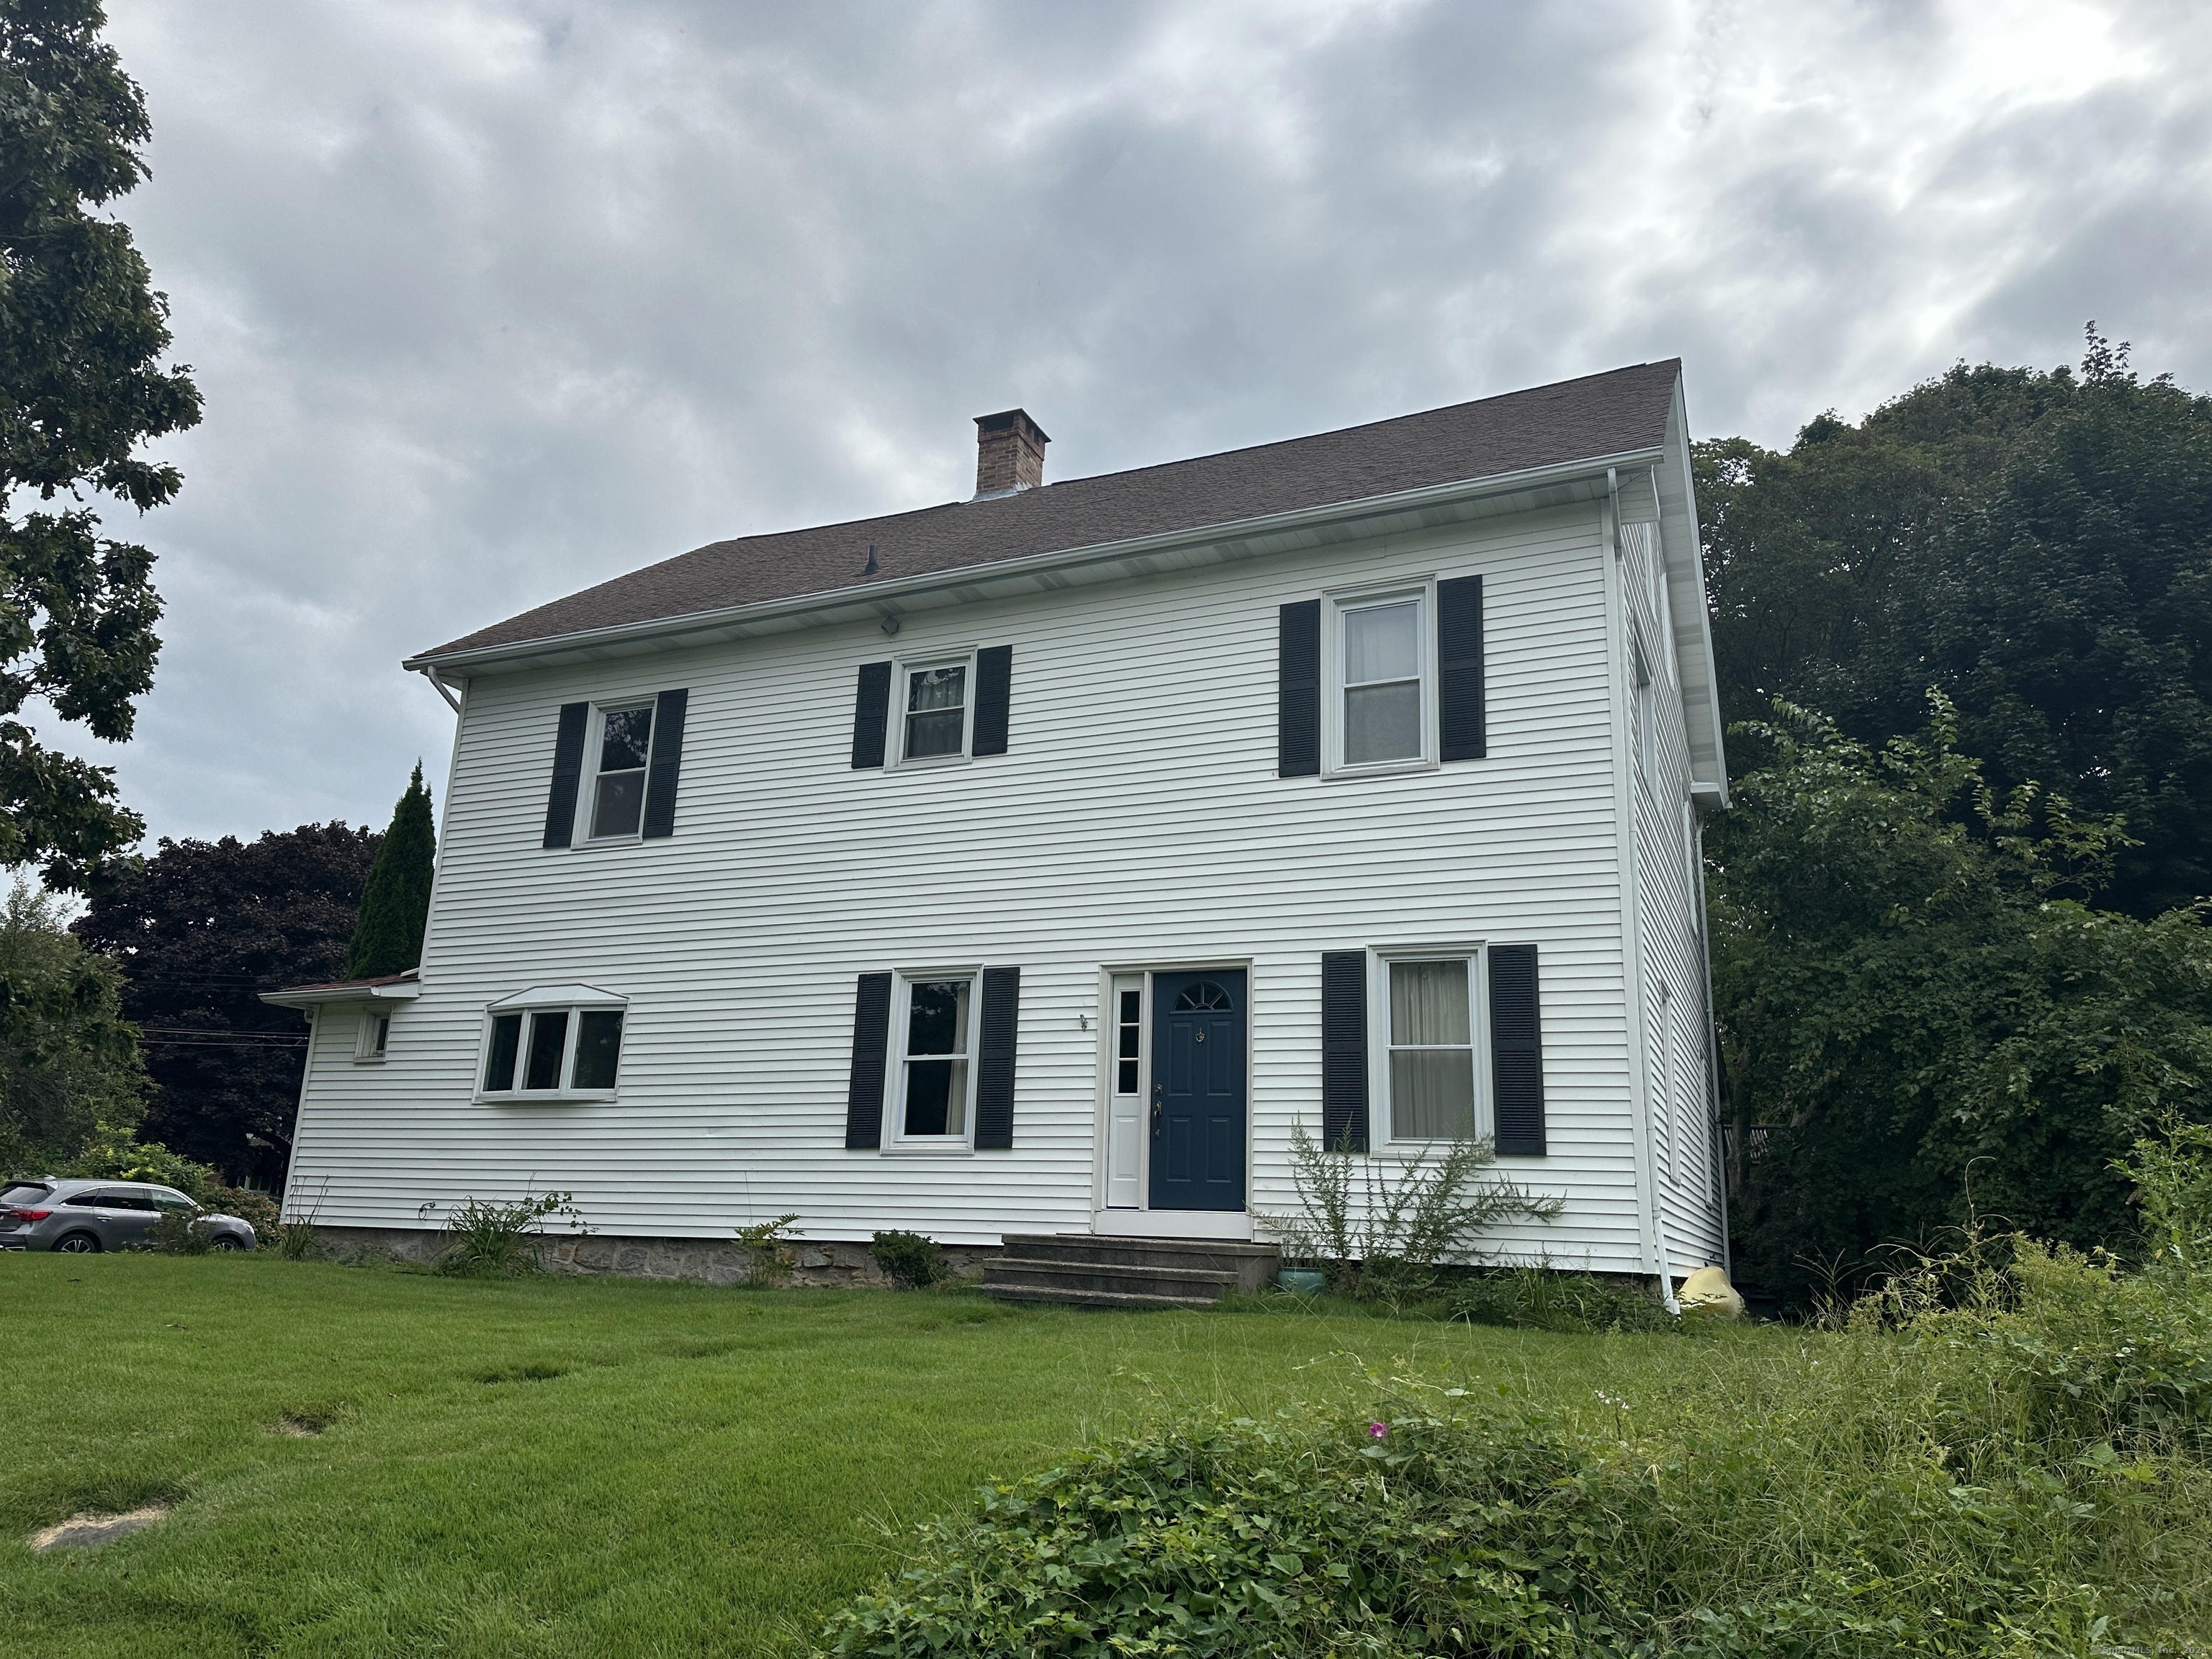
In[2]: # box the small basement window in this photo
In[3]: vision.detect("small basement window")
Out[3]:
[893,974,976,1143]
[480,986,627,1098]
[590,703,655,838]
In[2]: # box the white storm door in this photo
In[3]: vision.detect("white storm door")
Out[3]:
[1105,975,1146,1208]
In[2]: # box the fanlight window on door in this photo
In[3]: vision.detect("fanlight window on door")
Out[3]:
[1174,981,1233,1012]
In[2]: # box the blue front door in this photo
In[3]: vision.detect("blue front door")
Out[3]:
[1149,970,1247,1212]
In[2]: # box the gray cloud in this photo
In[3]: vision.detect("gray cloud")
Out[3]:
[63,0,2212,845]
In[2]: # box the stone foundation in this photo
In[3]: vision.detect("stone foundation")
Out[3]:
[312,1224,999,1287]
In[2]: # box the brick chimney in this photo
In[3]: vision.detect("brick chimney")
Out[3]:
[973,409,1049,498]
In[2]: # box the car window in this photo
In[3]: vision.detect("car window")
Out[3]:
[64,1190,115,1208]
[0,1182,50,1205]
[150,1192,195,1213]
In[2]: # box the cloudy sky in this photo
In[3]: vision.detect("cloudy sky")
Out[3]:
[68,0,2212,847]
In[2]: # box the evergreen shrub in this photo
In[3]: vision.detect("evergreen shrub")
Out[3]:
[869,1229,945,1289]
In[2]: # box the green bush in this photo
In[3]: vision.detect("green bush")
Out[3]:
[435,1191,582,1277]
[1258,1122,1561,1301]
[821,1126,2212,1655]
[63,1123,222,1201]
[150,1208,211,1255]
[734,1213,801,1287]
[869,1229,944,1290]
[207,1185,281,1245]
[1452,1266,1681,1335]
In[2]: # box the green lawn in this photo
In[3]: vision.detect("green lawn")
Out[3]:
[0,1251,1740,1657]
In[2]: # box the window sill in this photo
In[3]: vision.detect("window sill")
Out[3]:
[1321,758,1439,783]
[877,1142,977,1156]
[475,1090,619,1105]
[349,1056,387,1066]
[886,755,973,774]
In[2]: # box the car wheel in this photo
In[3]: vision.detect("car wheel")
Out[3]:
[53,1231,101,1254]
[212,1234,245,1251]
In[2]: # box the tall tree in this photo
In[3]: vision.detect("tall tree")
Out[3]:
[0,878,144,1174]
[74,823,378,1182]
[0,1,201,891]
[1697,331,2212,917]
[346,763,434,979]
[1710,699,2212,1304]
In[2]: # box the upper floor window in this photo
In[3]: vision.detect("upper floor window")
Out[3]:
[479,986,626,1099]
[902,662,970,763]
[590,704,655,838]
[1328,589,1434,773]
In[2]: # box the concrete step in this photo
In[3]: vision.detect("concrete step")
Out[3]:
[981,1259,1241,1300]
[978,1282,1223,1313]
[998,1233,1280,1292]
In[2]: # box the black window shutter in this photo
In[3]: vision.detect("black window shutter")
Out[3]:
[974,966,1020,1149]
[1438,574,1486,762]
[1488,943,1546,1156]
[641,688,688,838]
[972,645,1012,757]
[542,701,589,848]
[1320,949,1368,1153]
[852,662,892,768]
[845,973,893,1149]
[1279,600,1321,778]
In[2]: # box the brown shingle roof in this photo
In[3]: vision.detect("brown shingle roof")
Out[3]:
[419,360,1679,662]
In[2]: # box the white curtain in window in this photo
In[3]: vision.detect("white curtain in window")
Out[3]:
[1390,960,1475,1139]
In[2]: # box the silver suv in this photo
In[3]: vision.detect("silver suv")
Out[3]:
[1,1179,260,1254]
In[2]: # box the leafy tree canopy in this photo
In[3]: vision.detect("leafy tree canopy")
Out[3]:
[0,877,144,1174]
[73,822,377,1181]
[346,762,434,979]
[1697,328,2212,917]
[1711,698,2212,1303]
[0,0,200,891]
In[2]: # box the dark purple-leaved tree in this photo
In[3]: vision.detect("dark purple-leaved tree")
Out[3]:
[75,824,379,1184]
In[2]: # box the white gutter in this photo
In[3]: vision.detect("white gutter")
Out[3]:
[260,981,423,1012]
[404,446,1666,676]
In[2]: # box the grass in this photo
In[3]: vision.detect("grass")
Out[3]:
[0,1251,1751,1658]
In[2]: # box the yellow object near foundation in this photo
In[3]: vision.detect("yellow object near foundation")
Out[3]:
[1676,1265,1745,1318]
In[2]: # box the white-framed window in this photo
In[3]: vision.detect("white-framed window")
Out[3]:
[1634,639,1656,793]
[889,969,979,1144]
[478,985,627,1099]
[1326,585,1434,774]
[1375,949,1483,1143]
[891,655,976,767]
[587,702,655,839]
[353,1008,390,1062]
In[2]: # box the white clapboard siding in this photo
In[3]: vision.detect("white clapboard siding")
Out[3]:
[1620,518,1728,1275]
[284,496,1691,1272]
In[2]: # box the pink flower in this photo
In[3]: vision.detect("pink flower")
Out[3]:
[1367,1421,1389,1440]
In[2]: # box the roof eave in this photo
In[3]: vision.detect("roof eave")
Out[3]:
[405,446,1667,676]
[259,981,423,1010]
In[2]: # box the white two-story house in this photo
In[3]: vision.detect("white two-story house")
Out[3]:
[269,361,1729,1287]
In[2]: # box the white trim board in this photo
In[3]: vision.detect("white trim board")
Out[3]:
[1091,1209,1254,1241]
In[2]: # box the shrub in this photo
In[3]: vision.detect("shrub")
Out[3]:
[869,1229,944,1290]
[1452,1265,1681,1335]
[435,1190,583,1277]
[150,1208,212,1255]
[63,1124,222,1202]
[822,1127,2212,1656]
[734,1213,801,1287]
[207,1184,281,1245]
[1258,1121,1560,1300]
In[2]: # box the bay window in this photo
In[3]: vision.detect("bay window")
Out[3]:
[480,986,627,1098]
